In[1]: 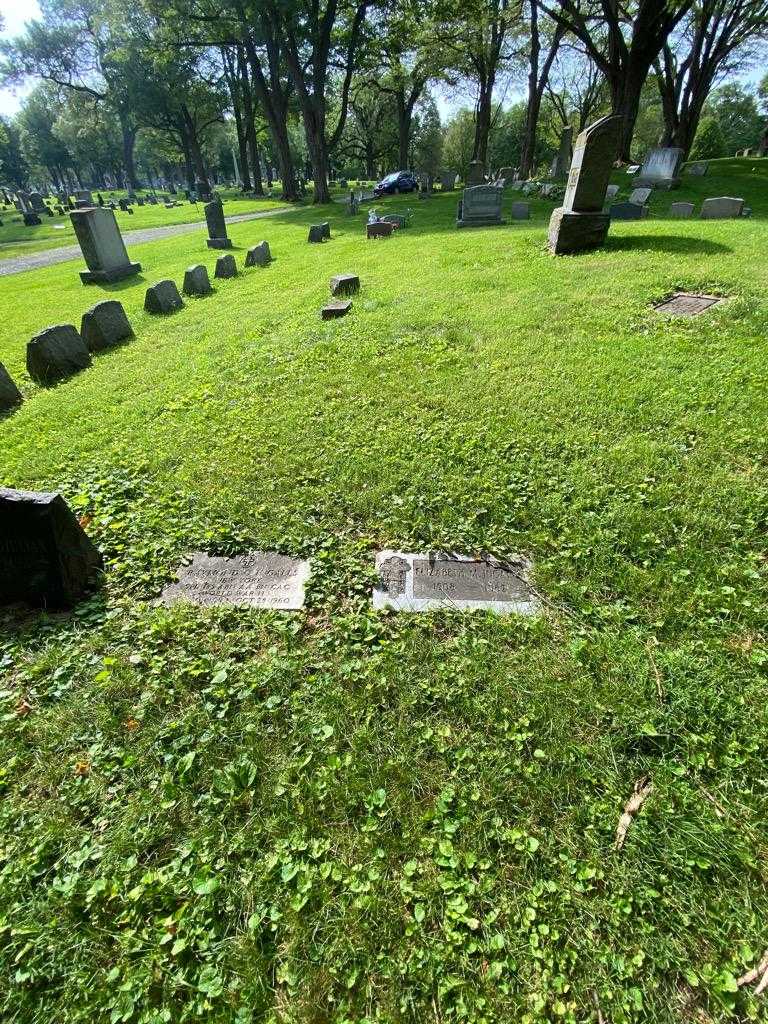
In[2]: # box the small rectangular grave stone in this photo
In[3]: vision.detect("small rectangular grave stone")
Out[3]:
[456,184,504,228]
[373,551,539,615]
[367,221,395,238]
[163,551,310,610]
[330,274,359,296]
[0,362,23,413]
[654,293,723,316]
[245,241,271,266]
[700,196,745,219]
[629,187,652,205]
[609,201,646,220]
[511,201,530,220]
[0,487,102,607]
[145,279,184,314]
[381,213,408,228]
[27,325,92,384]
[215,253,237,279]
[685,161,708,176]
[321,299,352,319]
[670,202,695,218]
[183,264,212,296]
[308,224,326,243]
[80,300,134,351]
[23,212,42,227]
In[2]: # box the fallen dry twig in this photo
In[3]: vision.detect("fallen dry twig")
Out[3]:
[646,641,665,702]
[736,949,768,989]
[615,777,653,850]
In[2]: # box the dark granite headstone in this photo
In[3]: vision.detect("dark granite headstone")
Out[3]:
[144,279,184,314]
[23,212,42,227]
[204,199,232,248]
[550,126,573,181]
[80,300,134,351]
[466,160,485,185]
[70,207,141,284]
[547,114,622,254]
[0,487,102,607]
[245,241,271,266]
[321,299,352,319]
[214,253,237,279]
[366,221,395,238]
[456,185,504,228]
[609,201,646,220]
[0,362,23,413]
[308,224,326,243]
[26,325,92,384]
[183,264,212,296]
[330,274,360,296]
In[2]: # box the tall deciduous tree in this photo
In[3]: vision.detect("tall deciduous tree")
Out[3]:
[654,0,768,157]
[519,0,565,178]
[541,0,695,159]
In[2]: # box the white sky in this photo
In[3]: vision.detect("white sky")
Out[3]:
[0,0,42,116]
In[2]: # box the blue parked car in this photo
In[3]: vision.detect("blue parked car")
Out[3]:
[373,171,419,196]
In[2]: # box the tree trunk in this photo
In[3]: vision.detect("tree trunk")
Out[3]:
[242,34,299,200]
[396,90,411,168]
[180,133,195,192]
[248,125,264,194]
[119,116,138,192]
[303,103,331,203]
[233,104,252,190]
[472,76,495,165]
[181,106,210,192]
[611,62,650,161]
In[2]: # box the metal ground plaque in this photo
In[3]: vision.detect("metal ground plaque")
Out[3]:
[653,293,723,317]
[373,551,539,614]
[163,551,310,609]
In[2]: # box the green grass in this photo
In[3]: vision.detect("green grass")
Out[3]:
[1,157,767,1023]
[0,188,289,260]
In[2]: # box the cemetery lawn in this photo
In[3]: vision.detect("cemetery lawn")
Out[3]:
[0,190,289,260]
[1,157,768,1023]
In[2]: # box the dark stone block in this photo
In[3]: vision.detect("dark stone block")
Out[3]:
[0,487,102,608]
[330,274,360,296]
[245,241,271,267]
[321,300,352,319]
[0,362,23,413]
[609,201,646,221]
[367,222,395,239]
[214,254,237,279]
[23,212,42,227]
[144,280,184,314]
[308,224,325,243]
[183,264,212,296]
[80,300,134,352]
[547,208,610,254]
[26,325,91,385]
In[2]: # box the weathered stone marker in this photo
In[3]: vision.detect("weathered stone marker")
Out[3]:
[163,551,310,609]
[671,202,695,218]
[634,147,684,189]
[629,187,652,205]
[321,221,331,239]
[144,280,184,314]
[204,199,232,249]
[609,201,646,221]
[0,487,102,607]
[245,241,271,266]
[23,212,42,227]
[456,184,505,228]
[700,196,745,219]
[330,274,360,296]
[321,299,352,319]
[511,201,530,220]
[654,293,723,316]
[183,264,213,296]
[604,184,620,203]
[381,213,408,228]
[685,161,709,176]
[80,300,134,351]
[70,207,141,284]
[308,224,326,243]
[0,363,23,413]
[550,126,573,181]
[466,160,485,185]
[548,114,623,255]
[214,253,237,279]
[27,325,92,385]
[372,551,539,615]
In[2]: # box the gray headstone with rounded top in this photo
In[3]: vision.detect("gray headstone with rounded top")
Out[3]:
[700,196,745,219]
[245,241,271,266]
[26,325,91,384]
[671,202,695,218]
[456,185,505,227]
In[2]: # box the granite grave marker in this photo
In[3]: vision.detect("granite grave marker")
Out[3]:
[80,300,134,351]
[70,207,141,284]
[26,325,91,384]
[144,280,184,314]
[163,551,310,610]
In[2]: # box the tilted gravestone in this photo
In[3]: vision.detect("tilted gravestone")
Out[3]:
[456,184,505,228]
[634,147,684,189]
[28,192,46,212]
[372,551,539,615]
[308,224,326,243]
[604,184,620,203]
[671,202,695,218]
[629,187,652,205]
[26,325,92,385]
[245,241,271,267]
[381,213,408,228]
[367,221,396,238]
[550,126,573,181]
[0,363,23,414]
[23,212,42,227]
[609,201,647,221]
[204,199,232,249]
[321,299,352,320]
[686,161,709,176]
[144,279,184,314]
[700,196,745,219]
[214,253,237,279]
[163,551,310,609]
[70,207,141,284]
[0,487,102,608]
[330,274,360,296]
[80,300,134,352]
[183,264,213,296]
[548,114,623,255]
[511,201,530,220]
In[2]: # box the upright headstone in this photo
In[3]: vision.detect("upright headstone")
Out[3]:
[466,160,485,186]
[214,253,237,279]
[0,363,23,414]
[74,189,93,206]
[183,264,212,296]
[204,199,232,249]
[685,161,709,176]
[26,325,92,384]
[308,224,326,243]
[28,192,46,212]
[439,171,456,191]
[0,487,102,608]
[550,126,573,181]
[456,184,505,228]
[670,202,695,218]
[629,187,652,206]
[245,241,271,267]
[634,147,684,189]
[330,274,360,296]
[511,201,530,220]
[70,208,141,284]
[700,196,745,219]
[547,114,623,255]
[23,212,42,227]
[609,201,646,221]
[144,280,184,314]
[80,300,134,351]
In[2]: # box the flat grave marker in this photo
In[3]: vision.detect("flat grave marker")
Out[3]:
[372,551,539,615]
[654,293,724,317]
[163,551,310,610]
[321,299,352,319]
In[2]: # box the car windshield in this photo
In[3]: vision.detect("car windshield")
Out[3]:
[380,174,399,184]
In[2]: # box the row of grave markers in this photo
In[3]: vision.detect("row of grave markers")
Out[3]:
[0,485,540,616]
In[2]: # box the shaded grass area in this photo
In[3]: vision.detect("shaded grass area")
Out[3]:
[0,159,767,1023]
[0,188,289,260]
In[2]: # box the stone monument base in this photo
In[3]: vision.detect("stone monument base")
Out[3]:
[456,216,506,228]
[548,208,610,254]
[633,177,680,190]
[80,262,141,285]
[206,237,233,249]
